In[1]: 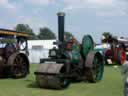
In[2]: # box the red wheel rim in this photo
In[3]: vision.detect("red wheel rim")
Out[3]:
[121,50,126,64]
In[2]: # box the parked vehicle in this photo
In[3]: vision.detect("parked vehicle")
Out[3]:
[0,29,30,78]
[34,12,104,89]
[101,34,127,65]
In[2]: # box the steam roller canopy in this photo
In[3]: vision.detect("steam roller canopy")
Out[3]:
[82,35,94,57]
[35,63,70,89]
[85,51,104,82]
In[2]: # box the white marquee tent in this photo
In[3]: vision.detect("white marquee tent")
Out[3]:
[28,40,56,64]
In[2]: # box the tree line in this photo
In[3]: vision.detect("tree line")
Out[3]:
[15,24,56,40]
[15,24,112,42]
[15,24,74,40]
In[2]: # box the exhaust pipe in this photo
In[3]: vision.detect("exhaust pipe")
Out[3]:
[57,12,65,43]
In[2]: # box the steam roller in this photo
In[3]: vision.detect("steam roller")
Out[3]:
[34,12,104,89]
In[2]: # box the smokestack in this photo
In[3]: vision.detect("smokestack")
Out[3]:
[57,12,65,43]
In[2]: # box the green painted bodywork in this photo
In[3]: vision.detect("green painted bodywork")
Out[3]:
[70,51,81,64]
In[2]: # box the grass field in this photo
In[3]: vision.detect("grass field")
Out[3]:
[0,64,123,96]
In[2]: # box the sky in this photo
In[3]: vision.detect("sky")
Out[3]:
[0,0,128,43]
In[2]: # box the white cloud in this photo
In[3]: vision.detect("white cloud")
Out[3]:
[64,0,113,8]
[17,15,48,34]
[63,0,114,11]
[25,0,55,6]
[95,0,128,16]
[0,0,49,33]
[0,0,15,9]
[0,0,17,18]
[63,0,128,16]
[63,0,87,10]
[88,0,113,6]
[64,0,115,9]
[96,10,126,16]
[0,0,8,5]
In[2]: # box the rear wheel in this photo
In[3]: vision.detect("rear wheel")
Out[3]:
[0,65,4,78]
[8,53,29,78]
[85,51,104,82]
[116,49,126,64]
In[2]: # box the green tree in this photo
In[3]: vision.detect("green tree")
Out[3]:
[64,32,79,44]
[64,32,73,37]
[64,32,73,41]
[102,32,112,43]
[102,32,112,39]
[15,24,37,40]
[37,27,56,40]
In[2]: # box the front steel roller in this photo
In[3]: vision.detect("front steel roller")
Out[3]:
[7,52,29,78]
[35,63,70,89]
[85,51,104,82]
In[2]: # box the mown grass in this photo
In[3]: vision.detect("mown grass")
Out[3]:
[0,64,123,96]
